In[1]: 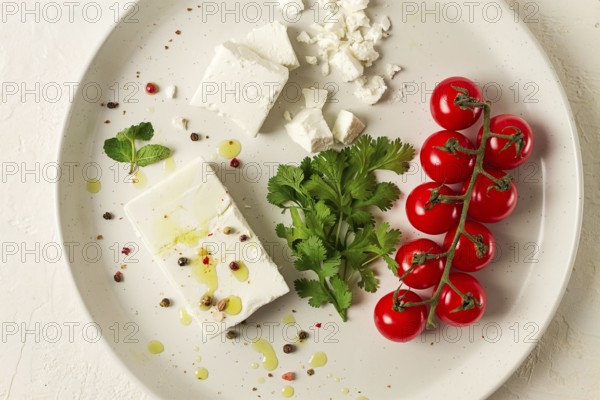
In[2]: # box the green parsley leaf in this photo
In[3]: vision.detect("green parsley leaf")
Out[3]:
[268,135,415,321]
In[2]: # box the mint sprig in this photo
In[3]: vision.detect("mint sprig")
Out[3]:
[103,122,171,174]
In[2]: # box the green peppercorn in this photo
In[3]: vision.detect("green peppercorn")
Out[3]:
[225,331,237,340]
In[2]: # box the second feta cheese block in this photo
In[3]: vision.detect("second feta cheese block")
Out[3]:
[190,41,289,137]
[333,110,366,144]
[124,158,290,338]
[285,108,334,153]
[235,21,300,70]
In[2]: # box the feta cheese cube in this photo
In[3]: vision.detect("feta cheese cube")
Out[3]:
[165,85,177,99]
[339,0,369,12]
[285,108,334,153]
[124,158,290,338]
[381,16,392,31]
[333,110,366,145]
[190,41,289,138]
[330,47,364,82]
[354,75,387,105]
[235,21,300,70]
[302,87,329,109]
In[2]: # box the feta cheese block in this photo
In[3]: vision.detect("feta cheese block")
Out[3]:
[330,47,364,82]
[285,108,334,153]
[234,21,300,70]
[190,41,289,138]
[302,87,329,109]
[332,110,366,144]
[124,158,290,338]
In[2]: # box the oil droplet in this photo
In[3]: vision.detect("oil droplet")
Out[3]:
[195,367,209,380]
[342,388,350,395]
[335,377,341,383]
[179,308,193,326]
[309,352,328,368]
[192,252,218,298]
[231,261,249,282]
[173,229,205,248]
[86,179,101,194]
[251,362,259,369]
[282,314,296,325]
[257,377,265,384]
[164,157,176,172]
[356,397,369,400]
[193,345,200,352]
[133,170,147,189]
[147,340,164,354]
[252,338,279,371]
[223,296,242,316]
[326,373,333,379]
[195,355,202,362]
[282,385,295,398]
[218,139,242,159]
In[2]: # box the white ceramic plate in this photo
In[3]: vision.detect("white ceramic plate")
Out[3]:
[57,1,583,399]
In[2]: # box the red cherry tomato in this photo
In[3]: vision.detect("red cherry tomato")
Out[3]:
[395,239,446,290]
[443,221,496,272]
[435,273,487,327]
[420,130,476,184]
[477,114,534,170]
[465,169,518,223]
[406,183,462,235]
[431,77,483,131]
[374,290,427,342]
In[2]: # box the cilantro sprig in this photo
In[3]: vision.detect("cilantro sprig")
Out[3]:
[268,135,416,321]
[103,122,171,174]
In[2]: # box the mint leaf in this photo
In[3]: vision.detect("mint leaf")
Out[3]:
[136,144,171,167]
[117,122,154,142]
[104,138,134,163]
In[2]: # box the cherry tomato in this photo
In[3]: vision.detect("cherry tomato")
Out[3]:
[395,239,446,290]
[374,290,427,342]
[464,169,518,223]
[443,221,496,272]
[420,130,476,184]
[477,114,534,170]
[435,273,487,327]
[406,183,462,235]
[431,77,483,131]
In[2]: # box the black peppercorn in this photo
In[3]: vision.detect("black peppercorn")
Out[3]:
[178,257,189,267]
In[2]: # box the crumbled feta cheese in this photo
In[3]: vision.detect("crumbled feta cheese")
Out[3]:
[172,116,188,130]
[391,88,404,103]
[330,48,364,82]
[339,0,369,12]
[386,64,402,79]
[363,23,385,43]
[302,87,329,109]
[296,31,312,43]
[165,85,177,99]
[324,16,346,39]
[285,108,334,153]
[332,110,366,145]
[381,16,392,31]
[321,61,331,76]
[346,29,364,43]
[235,21,300,70]
[350,41,380,66]
[284,110,293,121]
[346,11,370,32]
[354,75,387,105]
[306,56,318,65]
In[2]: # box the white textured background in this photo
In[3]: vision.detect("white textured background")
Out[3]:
[0,1,598,399]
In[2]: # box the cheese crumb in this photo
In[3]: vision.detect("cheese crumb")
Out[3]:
[305,56,318,65]
[172,117,189,130]
[165,85,177,99]
[354,75,387,105]
[386,64,402,79]
[296,31,311,43]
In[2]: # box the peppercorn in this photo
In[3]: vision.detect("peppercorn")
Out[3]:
[106,102,119,109]
[307,369,315,376]
[102,212,113,220]
[230,158,241,168]
[283,344,294,354]
[225,331,237,340]
[145,82,159,94]
[190,133,200,142]
[114,271,123,282]
[178,257,189,267]
[223,226,233,235]
[298,331,308,340]
[201,295,213,307]
[216,298,229,312]
[229,261,240,271]
[239,234,249,242]
[160,298,171,307]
